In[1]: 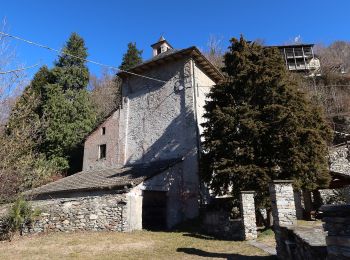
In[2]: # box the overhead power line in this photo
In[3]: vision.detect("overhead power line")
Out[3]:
[0,31,166,83]
[0,63,39,74]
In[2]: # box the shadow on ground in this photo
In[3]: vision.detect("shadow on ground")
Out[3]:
[170,218,241,241]
[177,248,277,259]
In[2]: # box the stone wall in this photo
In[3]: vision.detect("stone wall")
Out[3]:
[319,188,348,205]
[201,209,243,240]
[321,204,350,259]
[276,225,327,260]
[329,144,350,178]
[23,193,128,234]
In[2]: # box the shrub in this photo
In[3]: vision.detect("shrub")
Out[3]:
[0,197,40,240]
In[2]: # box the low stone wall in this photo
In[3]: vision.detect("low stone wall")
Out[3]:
[269,180,329,259]
[276,225,327,260]
[321,204,350,259]
[201,210,243,240]
[23,193,128,234]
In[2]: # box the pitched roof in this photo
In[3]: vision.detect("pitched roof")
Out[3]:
[150,36,173,49]
[25,158,183,197]
[118,46,224,83]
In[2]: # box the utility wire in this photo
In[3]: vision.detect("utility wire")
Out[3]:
[0,63,39,74]
[0,31,166,83]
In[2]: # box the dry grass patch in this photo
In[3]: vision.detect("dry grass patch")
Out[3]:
[0,230,276,259]
[257,229,276,248]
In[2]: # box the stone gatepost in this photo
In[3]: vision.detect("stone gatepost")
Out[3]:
[321,204,350,260]
[240,191,257,240]
[269,180,297,227]
[269,180,297,259]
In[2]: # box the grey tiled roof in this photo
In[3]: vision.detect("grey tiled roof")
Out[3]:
[26,158,183,196]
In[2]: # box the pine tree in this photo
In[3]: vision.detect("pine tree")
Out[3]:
[201,36,333,207]
[119,42,143,71]
[51,32,89,91]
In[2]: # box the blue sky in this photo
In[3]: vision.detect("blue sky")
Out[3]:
[2,0,350,78]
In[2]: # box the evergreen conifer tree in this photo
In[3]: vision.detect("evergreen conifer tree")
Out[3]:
[119,42,143,71]
[42,33,96,172]
[201,36,333,207]
[52,32,89,91]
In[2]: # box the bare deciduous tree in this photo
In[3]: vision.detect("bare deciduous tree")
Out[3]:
[89,69,121,121]
[203,35,224,69]
[0,18,28,127]
[315,41,350,74]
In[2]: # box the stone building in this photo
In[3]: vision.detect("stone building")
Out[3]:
[25,37,224,232]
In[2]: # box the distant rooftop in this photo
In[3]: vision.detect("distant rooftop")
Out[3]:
[269,43,315,48]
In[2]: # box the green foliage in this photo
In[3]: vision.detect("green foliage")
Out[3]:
[0,197,40,240]
[42,84,96,170]
[1,32,96,200]
[52,33,89,90]
[201,36,333,207]
[119,42,143,71]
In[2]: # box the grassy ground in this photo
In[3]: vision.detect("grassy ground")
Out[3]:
[256,229,276,248]
[0,230,276,260]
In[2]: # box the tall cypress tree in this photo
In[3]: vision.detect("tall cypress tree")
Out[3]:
[201,36,333,207]
[119,42,143,71]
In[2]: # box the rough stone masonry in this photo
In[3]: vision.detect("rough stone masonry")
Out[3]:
[23,193,128,234]
[240,191,257,240]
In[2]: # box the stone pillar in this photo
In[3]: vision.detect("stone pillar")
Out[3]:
[269,180,297,227]
[269,180,297,259]
[240,191,257,240]
[321,204,350,260]
[293,190,303,220]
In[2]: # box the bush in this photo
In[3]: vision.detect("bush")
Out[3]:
[0,197,40,240]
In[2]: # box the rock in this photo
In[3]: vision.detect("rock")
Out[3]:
[89,214,98,220]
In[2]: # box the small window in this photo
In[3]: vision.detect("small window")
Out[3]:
[99,144,106,159]
[157,47,162,55]
[101,127,106,135]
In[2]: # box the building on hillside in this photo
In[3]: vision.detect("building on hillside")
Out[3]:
[25,37,224,233]
[273,44,321,76]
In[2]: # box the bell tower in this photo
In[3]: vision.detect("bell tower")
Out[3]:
[151,36,173,57]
